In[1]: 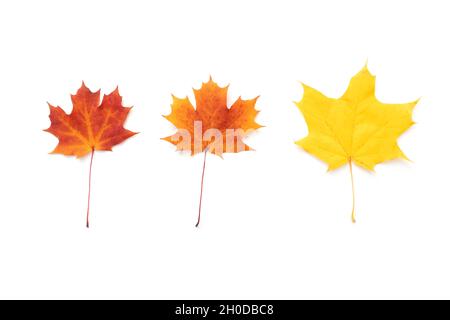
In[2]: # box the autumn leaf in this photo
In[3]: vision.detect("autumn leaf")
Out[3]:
[45,82,137,227]
[163,77,262,227]
[295,65,418,223]
[163,77,262,156]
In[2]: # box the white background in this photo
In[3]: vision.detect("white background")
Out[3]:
[0,0,448,299]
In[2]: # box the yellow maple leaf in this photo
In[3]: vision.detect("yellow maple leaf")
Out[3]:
[295,65,419,223]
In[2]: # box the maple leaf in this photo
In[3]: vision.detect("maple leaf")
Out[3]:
[45,83,137,227]
[45,82,136,157]
[162,77,262,156]
[295,65,418,223]
[162,77,262,227]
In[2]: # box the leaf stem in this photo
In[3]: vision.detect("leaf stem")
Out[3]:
[86,148,95,228]
[349,159,356,223]
[196,148,208,228]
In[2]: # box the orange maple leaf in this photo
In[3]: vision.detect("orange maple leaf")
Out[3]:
[45,82,137,157]
[162,77,262,227]
[45,83,137,227]
[163,77,262,156]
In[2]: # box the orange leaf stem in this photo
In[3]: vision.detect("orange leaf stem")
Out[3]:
[86,148,94,228]
[196,148,208,228]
